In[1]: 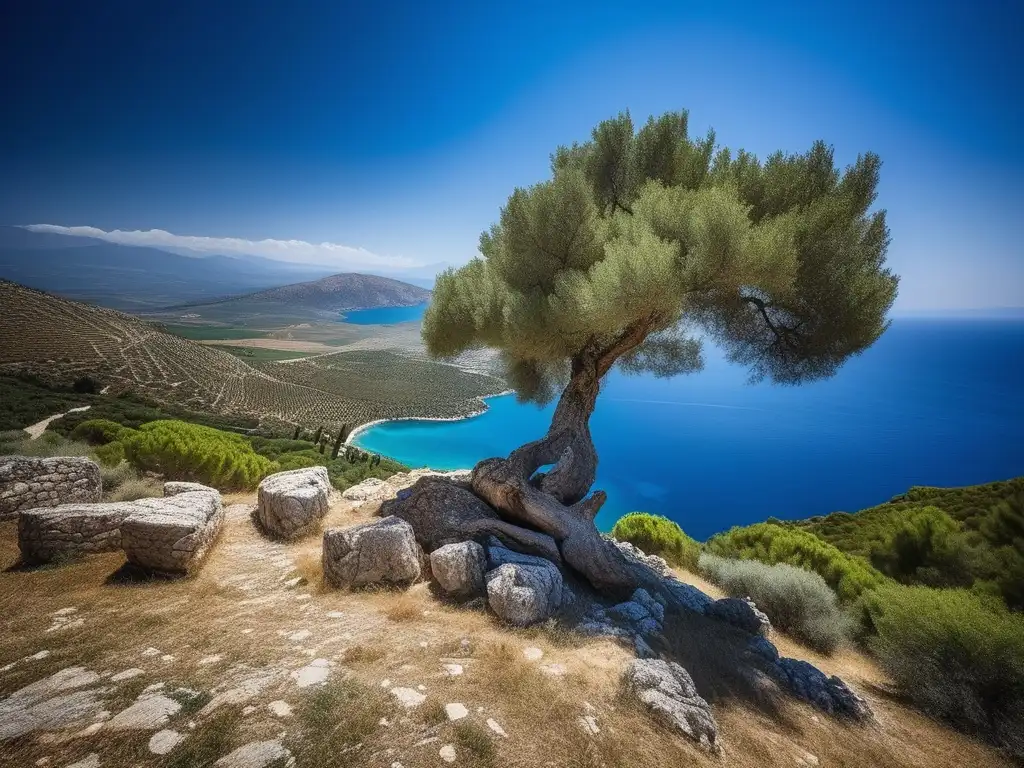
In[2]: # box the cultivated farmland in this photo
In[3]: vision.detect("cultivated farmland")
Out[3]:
[0,280,504,428]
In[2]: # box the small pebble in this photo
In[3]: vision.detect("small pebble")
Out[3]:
[445,703,468,721]
[487,718,507,738]
[268,700,293,718]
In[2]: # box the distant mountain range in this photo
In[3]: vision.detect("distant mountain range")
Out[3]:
[0,226,431,310]
[157,272,431,324]
[205,272,429,310]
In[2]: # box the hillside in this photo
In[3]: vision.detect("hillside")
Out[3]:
[162,272,432,324]
[0,487,1012,768]
[0,226,336,310]
[0,280,501,428]
[788,477,1024,609]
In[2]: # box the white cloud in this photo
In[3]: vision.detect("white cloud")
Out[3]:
[22,224,424,270]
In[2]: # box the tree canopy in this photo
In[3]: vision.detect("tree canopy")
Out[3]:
[423,110,898,402]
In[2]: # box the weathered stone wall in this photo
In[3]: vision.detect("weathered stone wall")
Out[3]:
[0,456,102,520]
[18,503,134,564]
[17,482,225,572]
[121,487,224,574]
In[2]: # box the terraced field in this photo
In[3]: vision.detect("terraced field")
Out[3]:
[0,280,505,428]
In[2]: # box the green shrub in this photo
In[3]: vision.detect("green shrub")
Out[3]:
[0,430,29,454]
[611,512,701,571]
[793,478,1024,611]
[94,440,128,466]
[707,522,885,602]
[0,375,91,431]
[98,460,136,492]
[699,553,853,653]
[249,437,318,461]
[70,418,133,445]
[276,451,322,472]
[864,584,1024,758]
[869,506,973,587]
[121,420,278,490]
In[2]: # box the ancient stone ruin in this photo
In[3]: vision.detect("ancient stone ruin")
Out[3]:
[16,467,224,575]
[0,456,101,520]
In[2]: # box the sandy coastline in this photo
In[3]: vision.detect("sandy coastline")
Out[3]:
[346,389,514,445]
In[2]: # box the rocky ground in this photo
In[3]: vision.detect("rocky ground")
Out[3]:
[0,491,1013,768]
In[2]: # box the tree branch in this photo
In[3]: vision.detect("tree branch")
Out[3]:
[594,312,664,375]
[570,490,606,522]
[741,295,802,351]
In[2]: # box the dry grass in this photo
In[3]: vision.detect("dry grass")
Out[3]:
[287,677,395,767]
[341,644,386,665]
[383,590,428,622]
[105,476,163,502]
[0,500,1016,768]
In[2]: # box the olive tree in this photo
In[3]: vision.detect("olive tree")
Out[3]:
[423,110,898,596]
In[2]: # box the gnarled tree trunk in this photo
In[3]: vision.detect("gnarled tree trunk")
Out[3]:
[470,355,639,598]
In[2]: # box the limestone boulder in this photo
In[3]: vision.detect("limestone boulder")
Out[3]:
[341,477,389,502]
[322,515,422,588]
[430,541,487,598]
[485,561,562,627]
[623,658,719,752]
[18,503,134,564]
[1,456,102,520]
[120,489,224,574]
[342,469,473,504]
[254,467,331,539]
[379,476,499,552]
[163,481,215,497]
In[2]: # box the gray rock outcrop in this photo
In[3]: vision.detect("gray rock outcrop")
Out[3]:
[18,503,134,564]
[322,515,422,588]
[254,467,331,539]
[706,596,772,637]
[0,666,106,741]
[764,656,873,720]
[610,538,671,577]
[485,559,562,627]
[120,487,224,574]
[214,739,294,768]
[379,476,499,552]
[623,658,719,752]
[430,541,487,598]
[1,456,101,520]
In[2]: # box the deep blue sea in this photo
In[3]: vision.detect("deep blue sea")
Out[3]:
[354,319,1024,540]
[340,303,429,325]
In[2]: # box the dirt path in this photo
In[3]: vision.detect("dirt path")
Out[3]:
[22,405,91,439]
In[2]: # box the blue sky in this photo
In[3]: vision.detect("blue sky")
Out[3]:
[1,0,1021,309]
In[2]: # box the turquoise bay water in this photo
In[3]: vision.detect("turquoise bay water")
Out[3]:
[354,319,1024,540]
[340,303,428,325]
